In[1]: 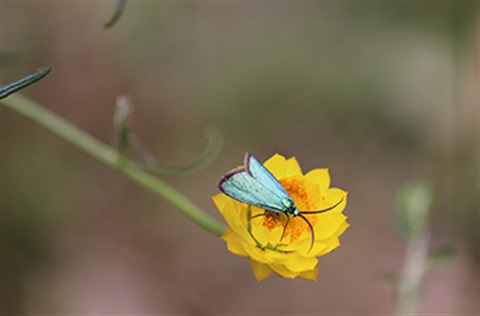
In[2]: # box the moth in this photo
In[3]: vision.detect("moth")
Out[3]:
[218,153,342,252]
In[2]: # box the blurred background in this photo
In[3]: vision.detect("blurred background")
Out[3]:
[1,2,478,314]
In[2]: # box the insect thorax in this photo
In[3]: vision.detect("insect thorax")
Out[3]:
[282,198,299,216]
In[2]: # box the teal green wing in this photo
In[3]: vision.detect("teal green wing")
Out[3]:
[218,153,292,213]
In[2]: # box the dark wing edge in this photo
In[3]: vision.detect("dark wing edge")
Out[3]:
[218,152,252,192]
[226,152,267,179]
[217,155,288,212]
[244,152,253,177]
[217,167,246,193]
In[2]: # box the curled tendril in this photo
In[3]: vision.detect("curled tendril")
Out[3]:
[133,125,223,176]
[0,67,51,100]
[113,96,223,176]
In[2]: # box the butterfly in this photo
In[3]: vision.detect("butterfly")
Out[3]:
[218,153,342,252]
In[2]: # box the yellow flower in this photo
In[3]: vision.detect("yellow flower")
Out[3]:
[213,153,349,281]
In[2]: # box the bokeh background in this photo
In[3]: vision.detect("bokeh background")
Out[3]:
[1,2,478,314]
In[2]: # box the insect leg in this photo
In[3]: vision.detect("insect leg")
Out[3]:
[279,213,291,242]
[250,210,279,220]
[250,213,266,220]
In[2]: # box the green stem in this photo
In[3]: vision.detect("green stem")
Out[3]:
[395,230,428,315]
[395,182,433,316]
[1,94,225,237]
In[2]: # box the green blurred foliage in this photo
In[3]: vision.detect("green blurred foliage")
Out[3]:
[396,182,434,237]
[428,246,457,269]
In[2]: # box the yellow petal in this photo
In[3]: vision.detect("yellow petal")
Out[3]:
[312,188,348,240]
[305,168,331,194]
[304,178,322,208]
[221,229,249,257]
[250,217,286,247]
[212,193,231,215]
[323,188,348,211]
[282,252,318,272]
[314,212,348,240]
[314,220,349,256]
[314,236,340,256]
[309,241,328,256]
[251,224,275,246]
[282,233,329,256]
[276,221,320,254]
[250,259,274,281]
[220,201,252,241]
[263,153,287,178]
[284,157,302,177]
[270,263,300,279]
[299,265,318,281]
[263,248,287,262]
[245,246,276,265]
[334,220,350,238]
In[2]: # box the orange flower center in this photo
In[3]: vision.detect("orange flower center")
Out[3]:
[262,176,319,243]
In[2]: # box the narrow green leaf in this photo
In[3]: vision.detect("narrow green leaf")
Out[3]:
[104,0,127,29]
[0,67,51,99]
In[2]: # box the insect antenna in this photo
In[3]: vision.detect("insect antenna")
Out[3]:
[297,213,315,253]
[300,197,344,214]
[297,197,344,253]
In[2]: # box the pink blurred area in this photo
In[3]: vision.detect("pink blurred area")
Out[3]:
[1,2,478,314]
